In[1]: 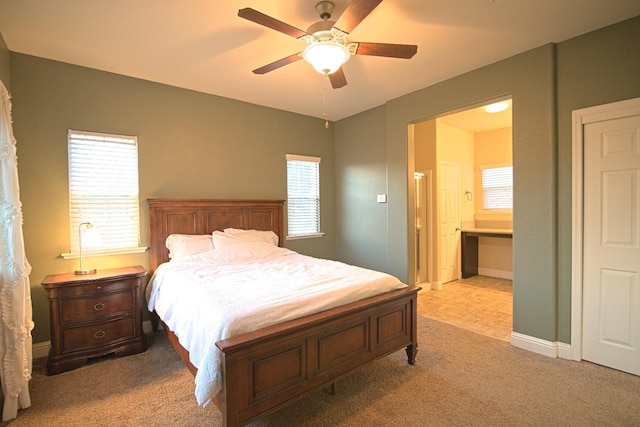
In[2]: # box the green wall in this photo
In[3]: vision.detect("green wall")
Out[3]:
[335,15,640,344]
[10,54,336,343]
[334,105,388,270]
[0,31,9,88]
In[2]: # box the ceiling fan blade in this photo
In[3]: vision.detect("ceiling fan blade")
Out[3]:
[238,8,308,39]
[329,68,348,89]
[334,0,383,34]
[252,53,303,75]
[354,42,417,59]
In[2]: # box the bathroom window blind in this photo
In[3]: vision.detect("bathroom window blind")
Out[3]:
[482,165,513,210]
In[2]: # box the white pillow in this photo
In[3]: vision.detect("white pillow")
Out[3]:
[210,232,239,248]
[220,228,279,246]
[207,241,288,263]
[165,234,213,259]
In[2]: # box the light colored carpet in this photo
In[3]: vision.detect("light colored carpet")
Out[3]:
[2,316,639,426]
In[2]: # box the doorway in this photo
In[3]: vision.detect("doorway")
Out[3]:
[409,98,514,340]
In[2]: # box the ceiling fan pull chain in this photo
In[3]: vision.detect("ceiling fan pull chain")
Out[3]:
[322,74,330,129]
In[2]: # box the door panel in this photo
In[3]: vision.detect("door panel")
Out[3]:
[438,162,460,283]
[583,114,640,375]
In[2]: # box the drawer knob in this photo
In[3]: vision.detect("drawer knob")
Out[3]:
[93,302,105,311]
[96,285,102,290]
[94,330,106,339]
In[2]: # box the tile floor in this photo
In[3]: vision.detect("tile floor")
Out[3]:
[417,275,513,341]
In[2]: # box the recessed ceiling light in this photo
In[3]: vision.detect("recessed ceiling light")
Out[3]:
[485,102,509,113]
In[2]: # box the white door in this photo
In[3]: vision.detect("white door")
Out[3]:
[583,113,640,375]
[438,162,460,283]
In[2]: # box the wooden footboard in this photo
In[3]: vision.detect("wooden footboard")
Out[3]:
[214,285,420,426]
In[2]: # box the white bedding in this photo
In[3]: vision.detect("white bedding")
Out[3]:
[147,241,406,407]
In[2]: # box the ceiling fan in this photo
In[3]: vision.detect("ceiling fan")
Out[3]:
[238,0,418,89]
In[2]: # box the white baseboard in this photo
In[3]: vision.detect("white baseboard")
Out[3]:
[477,268,513,280]
[557,342,572,360]
[32,319,158,361]
[32,341,50,360]
[511,331,572,359]
[142,319,157,334]
[416,282,432,291]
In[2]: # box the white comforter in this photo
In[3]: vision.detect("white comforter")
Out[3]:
[147,242,406,407]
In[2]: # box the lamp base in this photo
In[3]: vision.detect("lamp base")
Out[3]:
[74,268,97,275]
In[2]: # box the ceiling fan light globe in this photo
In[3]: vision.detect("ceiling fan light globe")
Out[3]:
[303,41,350,75]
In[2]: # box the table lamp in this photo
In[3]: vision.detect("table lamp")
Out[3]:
[75,222,102,275]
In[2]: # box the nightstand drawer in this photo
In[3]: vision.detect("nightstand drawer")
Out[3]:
[60,290,134,324]
[61,316,135,354]
[42,266,148,374]
[56,278,137,299]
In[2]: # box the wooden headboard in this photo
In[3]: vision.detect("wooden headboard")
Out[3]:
[148,199,285,272]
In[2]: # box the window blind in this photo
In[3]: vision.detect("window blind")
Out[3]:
[482,166,513,210]
[68,130,140,254]
[286,154,321,237]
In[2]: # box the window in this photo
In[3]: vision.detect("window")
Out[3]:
[286,154,323,239]
[64,130,144,257]
[481,165,513,210]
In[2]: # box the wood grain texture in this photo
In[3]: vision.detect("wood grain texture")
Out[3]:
[42,266,148,375]
[334,0,383,34]
[329,67,348,89]
[238,8,307,39]
[355,42,418,58]
[252,53,303,75]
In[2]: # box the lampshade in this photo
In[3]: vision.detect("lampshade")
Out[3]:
[81,224,103,248]
[303,41,350,75]
[75,222,102,275]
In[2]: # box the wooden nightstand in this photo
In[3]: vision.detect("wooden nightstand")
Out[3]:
[41,265,148,375]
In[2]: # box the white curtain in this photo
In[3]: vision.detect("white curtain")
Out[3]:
[0,80,33,421]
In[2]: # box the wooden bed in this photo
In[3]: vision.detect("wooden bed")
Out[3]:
[147,198,420,426]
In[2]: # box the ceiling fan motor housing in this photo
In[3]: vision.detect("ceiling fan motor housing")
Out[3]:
[315,1,335,20]
[303,3,351,75]
[307,20,336,39]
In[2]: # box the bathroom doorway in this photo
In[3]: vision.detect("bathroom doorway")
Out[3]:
[409,98,514,340]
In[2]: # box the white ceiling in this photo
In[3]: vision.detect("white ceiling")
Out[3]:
[439,99,512,133]
[0,1,638,122]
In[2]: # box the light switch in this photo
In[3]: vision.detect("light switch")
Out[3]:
[377,194,387,203]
